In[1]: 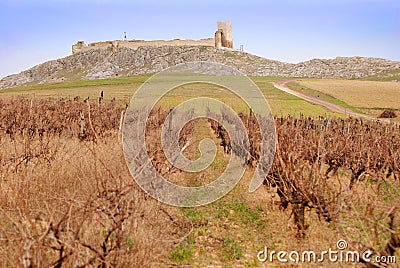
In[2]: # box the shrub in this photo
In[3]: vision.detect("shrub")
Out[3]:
[378,109,397,118]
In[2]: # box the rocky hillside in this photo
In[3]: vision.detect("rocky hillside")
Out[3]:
[1,46,399,89]
[291,57,399,78]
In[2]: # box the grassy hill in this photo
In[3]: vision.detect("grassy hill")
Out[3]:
[1,45,398,89]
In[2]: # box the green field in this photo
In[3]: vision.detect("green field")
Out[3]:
[0,76,150,102]
[3,74,397,118]
[0,75,345,118]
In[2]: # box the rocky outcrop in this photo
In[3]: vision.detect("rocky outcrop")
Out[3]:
[291,57,399,79]
[1,46,399,89]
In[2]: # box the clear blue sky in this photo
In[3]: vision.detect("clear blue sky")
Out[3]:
[0,0,399,78]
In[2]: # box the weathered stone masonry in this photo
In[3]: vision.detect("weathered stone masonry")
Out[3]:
[72,21,234,54]
[215,21,233,49]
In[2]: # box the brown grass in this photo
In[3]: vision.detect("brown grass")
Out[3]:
[0,97,195,267]
[0,133,192,267]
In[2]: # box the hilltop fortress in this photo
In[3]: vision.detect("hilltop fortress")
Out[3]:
[3,20,398,90]
[72,21,233,54]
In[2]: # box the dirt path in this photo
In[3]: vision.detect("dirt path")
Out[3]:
[273,80,379,121]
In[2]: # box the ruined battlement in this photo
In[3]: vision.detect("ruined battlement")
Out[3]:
[72,38,215,54]
[72,21,233,54]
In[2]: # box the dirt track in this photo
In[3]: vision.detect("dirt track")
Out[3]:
[273,80,379,121]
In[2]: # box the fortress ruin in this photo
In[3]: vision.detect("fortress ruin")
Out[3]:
[215,21,233,49]
[72,21,233,54]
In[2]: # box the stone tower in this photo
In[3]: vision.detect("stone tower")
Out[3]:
[215,21,233,49]
[72,41,86,54]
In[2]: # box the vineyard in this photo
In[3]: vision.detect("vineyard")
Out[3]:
[0,96,399,267]
[211,110,400,242]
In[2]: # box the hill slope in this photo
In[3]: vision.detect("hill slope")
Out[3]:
[1,46,399,89]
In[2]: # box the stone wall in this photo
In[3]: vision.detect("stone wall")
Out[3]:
[72,41,86,54]
[215,30,222,49]
[72,38,215,54]
[72,21,235,54]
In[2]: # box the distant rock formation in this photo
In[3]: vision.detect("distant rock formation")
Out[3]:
[0,46,399,89]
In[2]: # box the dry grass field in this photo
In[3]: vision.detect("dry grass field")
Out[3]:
[295,79,400,116]
[0,77,399,267]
